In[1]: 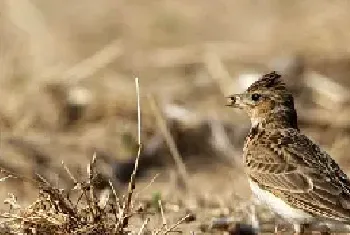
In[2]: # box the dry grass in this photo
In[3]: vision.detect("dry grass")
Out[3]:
[0,154,191,234]
[0,78,190,234]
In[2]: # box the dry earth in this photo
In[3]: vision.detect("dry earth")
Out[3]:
[0,0,350,233]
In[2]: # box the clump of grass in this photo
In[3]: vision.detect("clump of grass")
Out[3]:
[0,78,190,234]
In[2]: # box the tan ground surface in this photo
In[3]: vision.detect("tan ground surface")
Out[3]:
[0,0,350,233]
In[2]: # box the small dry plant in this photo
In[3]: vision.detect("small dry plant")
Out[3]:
[0,78,189,234]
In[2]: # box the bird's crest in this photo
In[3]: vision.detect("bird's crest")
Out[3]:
[247,71,286,93]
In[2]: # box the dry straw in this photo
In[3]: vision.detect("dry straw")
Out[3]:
[0,76,191,234]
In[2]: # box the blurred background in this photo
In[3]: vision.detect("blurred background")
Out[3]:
[0,0,350,232]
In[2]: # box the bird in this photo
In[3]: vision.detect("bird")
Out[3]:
[226,71,350,233]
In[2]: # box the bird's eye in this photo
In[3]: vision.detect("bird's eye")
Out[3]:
[251,93,261,101]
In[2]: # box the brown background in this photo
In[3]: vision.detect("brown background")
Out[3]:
[0,0,349,232]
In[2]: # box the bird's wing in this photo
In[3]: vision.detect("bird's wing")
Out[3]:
[246,129,350,220]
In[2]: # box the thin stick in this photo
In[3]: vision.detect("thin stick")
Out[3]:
[148,95,189,189]
[58,40,123,85]
[35,173,50,186]
[204,49,231,95]
[134,173,159,199]
[86,152,98,218]
[108,180,120,209]
[137,217,150,235]
[108,179,120,219]
[61,160,78,184]
[120,77,143,229]
[135,77,141,145]
[159,199,167,230]
[164,214,190,234]
[204,51,245,168]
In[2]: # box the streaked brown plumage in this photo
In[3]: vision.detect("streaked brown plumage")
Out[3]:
[227,71,350,230]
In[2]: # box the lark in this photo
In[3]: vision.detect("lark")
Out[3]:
[226,71,350,233]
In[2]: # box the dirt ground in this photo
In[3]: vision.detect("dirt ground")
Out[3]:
[0,0,350,233]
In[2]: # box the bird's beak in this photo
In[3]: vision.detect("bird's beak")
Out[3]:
[226,94,244,108]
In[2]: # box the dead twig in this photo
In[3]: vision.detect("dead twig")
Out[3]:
[119,77,143,230]
[134,173,160,199]
[148,95,190,191]
[108,179,121,220]
[164,214,190,234]
[61,161,78,185]
[138,217,150,235]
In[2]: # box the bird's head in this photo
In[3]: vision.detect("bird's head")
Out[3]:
[226,71,298,129]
